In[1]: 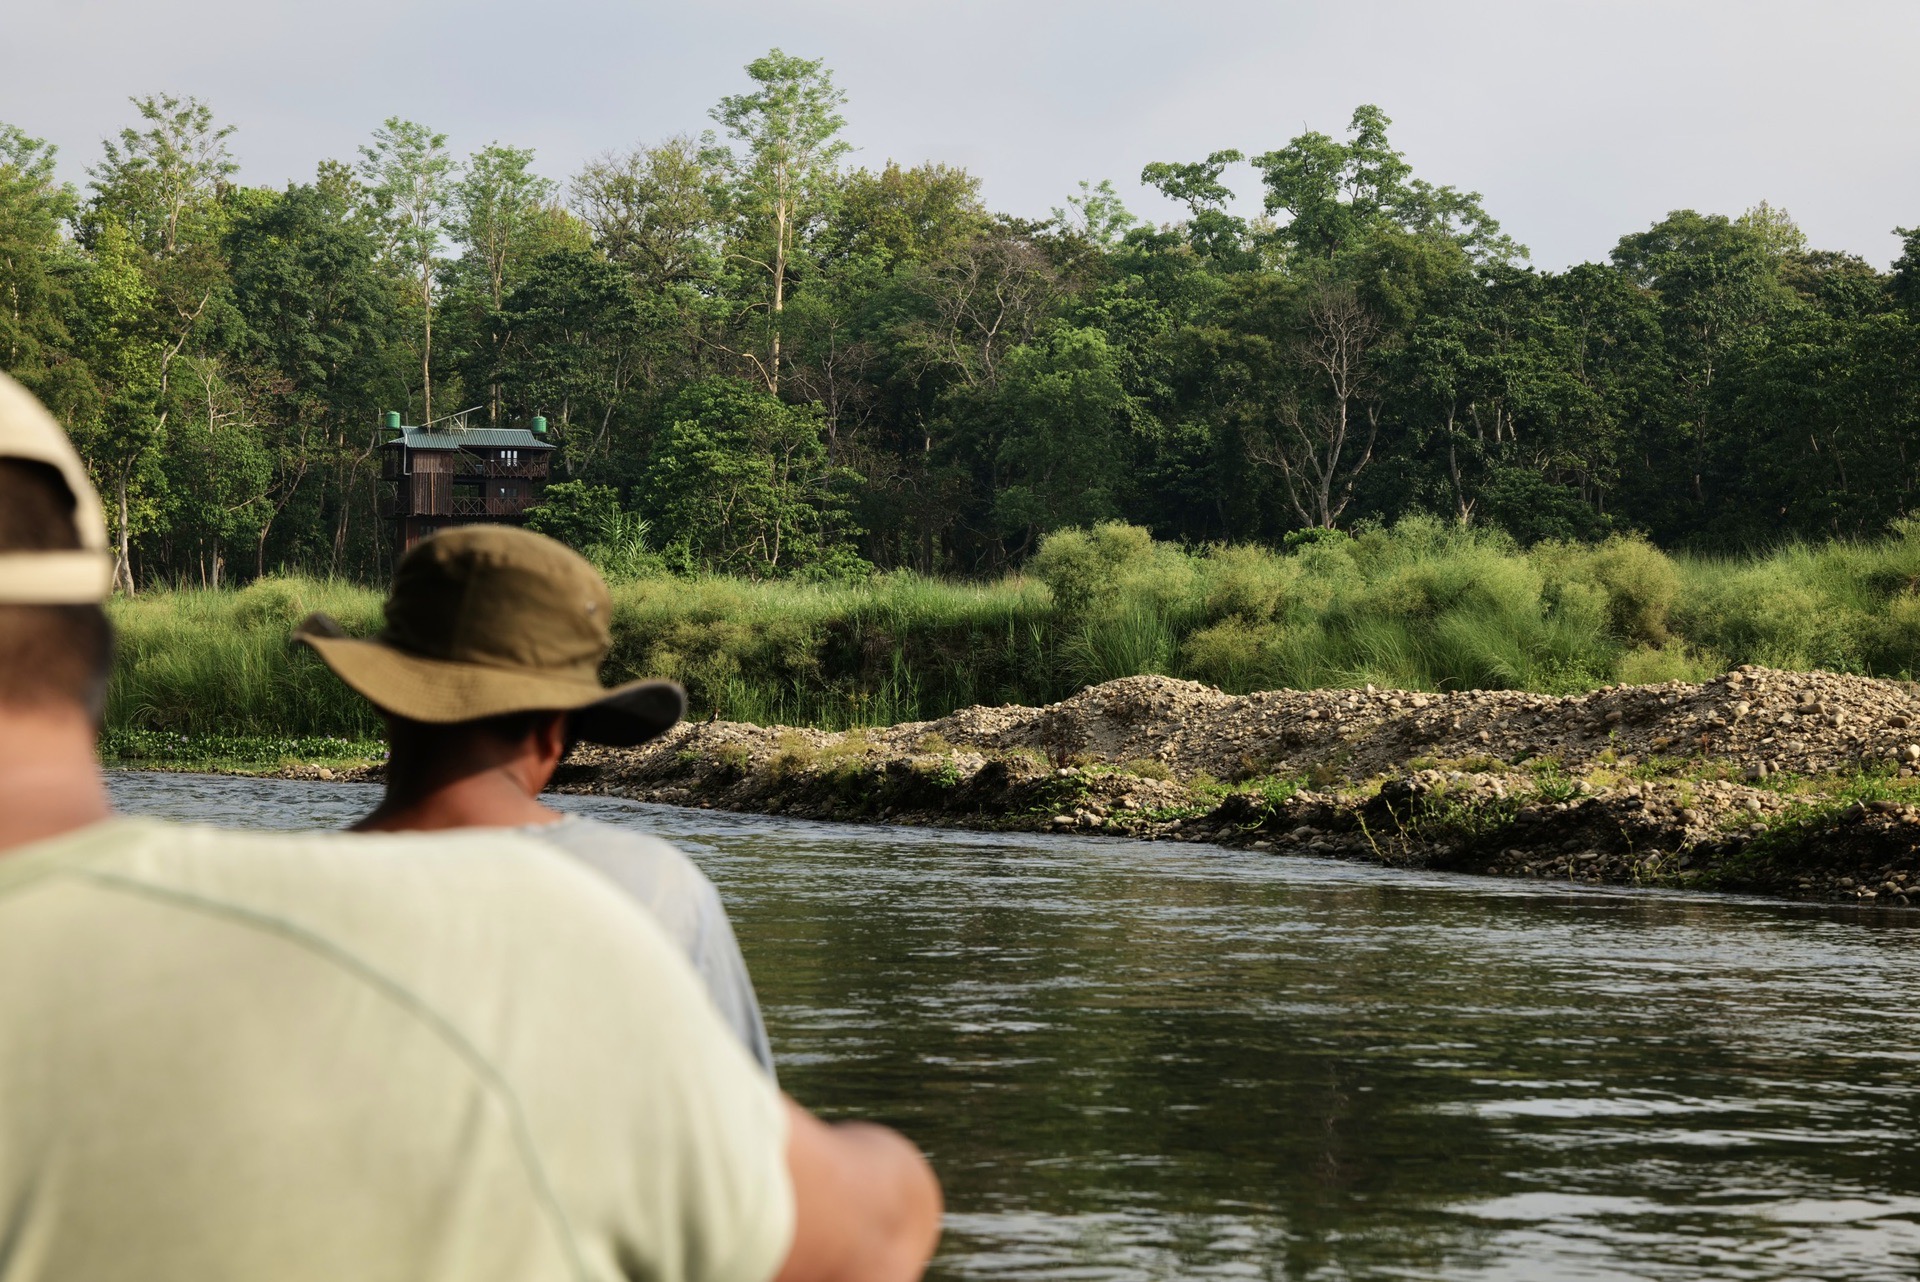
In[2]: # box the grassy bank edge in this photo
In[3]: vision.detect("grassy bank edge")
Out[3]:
[102,728,385,776]
[577,732,1920,905]
[109,725,1920,905]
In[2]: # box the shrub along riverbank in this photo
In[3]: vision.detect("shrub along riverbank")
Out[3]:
[105,517,1920,762]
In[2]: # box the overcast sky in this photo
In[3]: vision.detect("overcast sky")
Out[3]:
[6,0,1916,270]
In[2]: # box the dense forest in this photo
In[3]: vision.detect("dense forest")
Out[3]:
[5,50,1919,591]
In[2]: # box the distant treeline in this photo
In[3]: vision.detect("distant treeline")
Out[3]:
[5,54,1920,590]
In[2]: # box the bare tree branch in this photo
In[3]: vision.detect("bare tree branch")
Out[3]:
[1245,285,1382,529]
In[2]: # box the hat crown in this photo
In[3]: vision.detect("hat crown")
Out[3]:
[384,526,611,679]
[0,372,112,603]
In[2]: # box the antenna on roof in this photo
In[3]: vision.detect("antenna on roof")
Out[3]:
[424,405,485,433]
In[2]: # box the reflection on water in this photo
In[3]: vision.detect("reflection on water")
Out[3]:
[108,772,1920,1281]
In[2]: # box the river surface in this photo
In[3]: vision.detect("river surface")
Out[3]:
[108,772,1920,1281]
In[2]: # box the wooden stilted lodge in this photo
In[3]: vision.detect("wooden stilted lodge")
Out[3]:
[380,410,556,552]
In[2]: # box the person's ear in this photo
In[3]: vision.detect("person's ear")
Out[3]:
[516,712,570,797]
[533,712,568,769]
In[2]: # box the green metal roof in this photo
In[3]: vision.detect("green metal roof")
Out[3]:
[386,425,555,451]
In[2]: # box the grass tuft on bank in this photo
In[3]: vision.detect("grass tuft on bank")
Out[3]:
[102,515,1920,750]
[101,728,385,773]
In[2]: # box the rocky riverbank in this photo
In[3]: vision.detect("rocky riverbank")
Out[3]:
[540,667,1920,904]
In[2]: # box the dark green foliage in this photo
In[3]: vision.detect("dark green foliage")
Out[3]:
[0,125,80,402]
[1283,526,1349,552]
[984,326,1136,551]
[494,247,663,477]
[641,378,865,579]
[524,480,622,550]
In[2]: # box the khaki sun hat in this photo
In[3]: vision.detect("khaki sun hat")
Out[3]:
[294,525,684,746]
[0,371,111,603]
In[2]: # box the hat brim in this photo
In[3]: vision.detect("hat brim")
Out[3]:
[293,613,684,747]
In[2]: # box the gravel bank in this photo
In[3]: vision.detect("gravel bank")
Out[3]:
[549,667,1920,904]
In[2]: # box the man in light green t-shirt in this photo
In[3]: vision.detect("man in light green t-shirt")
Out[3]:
[0,372,941,1282]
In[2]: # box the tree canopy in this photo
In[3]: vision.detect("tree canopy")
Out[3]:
[5,66,1919,589]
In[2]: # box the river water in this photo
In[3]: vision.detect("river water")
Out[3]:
[109,772,1920,1281]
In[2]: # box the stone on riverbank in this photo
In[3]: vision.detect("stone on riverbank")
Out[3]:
[547,667,1920,904]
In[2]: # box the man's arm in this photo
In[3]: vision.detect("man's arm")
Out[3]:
[773,1098,942,1282]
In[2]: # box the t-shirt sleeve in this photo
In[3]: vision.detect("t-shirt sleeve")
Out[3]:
[689,877,780,1080]
[537,820,780,1080]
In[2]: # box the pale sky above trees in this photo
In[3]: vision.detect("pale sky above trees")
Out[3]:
[7,0,1918,269]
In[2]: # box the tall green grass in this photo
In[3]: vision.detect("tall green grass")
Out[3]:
[109,578,387,739]
[104,516,1920,739]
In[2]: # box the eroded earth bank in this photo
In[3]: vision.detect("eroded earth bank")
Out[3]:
[535,668,1920,903]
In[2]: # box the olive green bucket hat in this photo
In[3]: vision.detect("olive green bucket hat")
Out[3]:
[294,526,684,747]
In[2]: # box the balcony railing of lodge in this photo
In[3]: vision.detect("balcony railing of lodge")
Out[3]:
[449,494,535,517]
[381,454,548,482]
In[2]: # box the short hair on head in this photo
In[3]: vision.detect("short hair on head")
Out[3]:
[0,459,114,720]
[387,709,577,759]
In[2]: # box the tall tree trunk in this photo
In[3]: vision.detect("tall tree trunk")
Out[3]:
[1447,434,1475,527]
[331,452,351,574]
[420,260,434,424]
[113,471,135,597]
[489,265,505,425]
[769,199,787,395]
